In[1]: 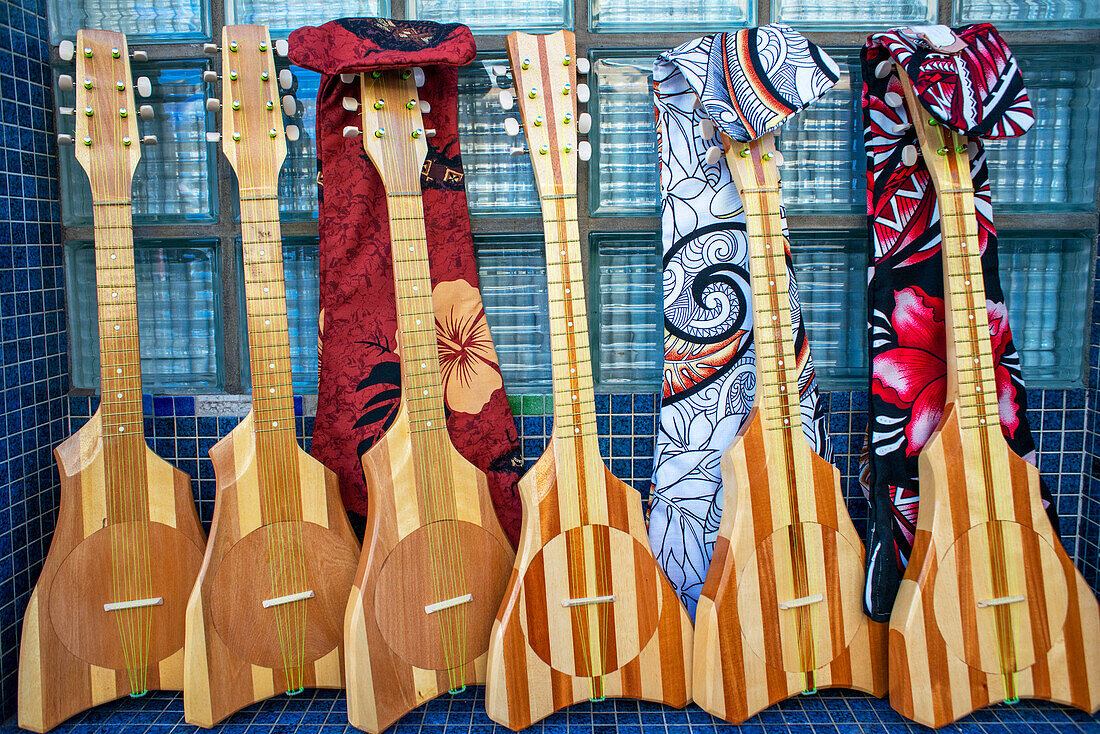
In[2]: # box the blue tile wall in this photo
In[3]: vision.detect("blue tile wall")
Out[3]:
[0,0,67,720]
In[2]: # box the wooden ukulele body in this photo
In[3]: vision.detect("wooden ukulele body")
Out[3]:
[486,435,693,730]
[693,408,887,722]
[183,414,360,727]
[19,411,206,732]
[890,403,1100,727]
[346,403,514,732]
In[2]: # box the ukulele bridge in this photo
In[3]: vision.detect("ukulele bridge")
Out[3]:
[261,590,315,608]
[103,596,163,612]
[977,594,1025,608]
[778,593,823,611]
[424,593,473,614]
[561,594,615,608]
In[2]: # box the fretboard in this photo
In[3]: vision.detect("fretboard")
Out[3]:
[740,187,803,435]
[387,193,447,435]
[240,189,296,440]
[939,189,1001,433]
[541,194,597,444]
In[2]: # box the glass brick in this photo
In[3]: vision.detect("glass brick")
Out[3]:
[279,67,321,220]
[58,62,217,226]
[474,234,552,394]
[227,0,388,38]
[984,46,1100,211]
[412,0,571,33]
[998,231,1091,387]
[772,0,935,27]
[458,57,540,215]
[956,0,1100,27]
[589,0,751,32]
[67,240,222,391]
[590,232,662,390]
[49,0,208,44]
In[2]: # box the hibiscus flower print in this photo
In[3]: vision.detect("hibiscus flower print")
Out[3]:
[873,286,1021,456]
[433,279,503,415]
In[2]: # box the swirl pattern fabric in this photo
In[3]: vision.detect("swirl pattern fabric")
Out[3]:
[859,23,1055,621]
[650,25,836,617]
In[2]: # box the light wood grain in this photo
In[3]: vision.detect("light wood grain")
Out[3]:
[483,31,692,731]
[18,29,206,732]
[182,26,360,728]
[887,66,1100,728]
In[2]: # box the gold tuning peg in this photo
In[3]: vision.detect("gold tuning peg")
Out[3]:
[58,40,75,62]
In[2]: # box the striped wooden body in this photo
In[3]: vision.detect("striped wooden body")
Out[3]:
[344,68,515,733]
[692,133,886,722]
[888,67,1100,727]
[19,29,205,731]
[183,26,360,727]
[484,31,692,731]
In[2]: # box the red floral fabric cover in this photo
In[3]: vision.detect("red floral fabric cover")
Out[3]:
[859,23,1055,621]
[290,18,523,544]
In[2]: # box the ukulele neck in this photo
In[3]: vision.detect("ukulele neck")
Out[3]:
[240,188,296,445]
[387,192,448,435]
[541,193,598,447]
[93,198,147,445]
[740,185,803,436]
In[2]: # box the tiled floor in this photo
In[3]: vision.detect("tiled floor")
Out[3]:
[3,687,1098,734]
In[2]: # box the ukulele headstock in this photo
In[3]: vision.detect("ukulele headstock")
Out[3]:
[219,25,287,189]
[723,131,781,195]
[503,31,590,199]
[70,30,146,199]
[354,69,428,194]
[897,66,971,193]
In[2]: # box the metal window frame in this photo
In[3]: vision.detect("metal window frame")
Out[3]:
[53,0,1100,395]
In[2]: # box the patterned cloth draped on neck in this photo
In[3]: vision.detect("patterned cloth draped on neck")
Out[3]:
[650,25,838,617]
[859,22,1058,621]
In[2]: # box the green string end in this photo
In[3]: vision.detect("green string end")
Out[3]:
[129,690,148,699]
[286,687,305,696]
[449,686,466,695]
[1004,695,1020,705]
[589,694,606,703]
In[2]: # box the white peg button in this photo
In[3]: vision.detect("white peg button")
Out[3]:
[202,42,219,55]
[136,76,152,97]
[58,106,74,116]
[342,125,361,138]
[576,83,590,103]
[131,50,148,62]
[577,112,591,134]
[492,64,507,77]
[704,146,723,165]
[275,39,289,57]
[875,59,892,79]
[340,73,357,84]
[577,140,591,161]
[901,145,917,166]
[285,124,300,141]
[424,128,436,137]
[699,117,715,139]
[509,146,528,155]
[576,57,590,75]
[968,141,979,158]
[693,96,703,111]
[884,91,904,108]
[58,74,74,92]
[420,100,431,114]
[59,40,75,62]
[891,121,912,133]
[202,70,218,84]
[282,95,296,116]
[773,149,785,166]
[205,132,221,143]
[342,96,359,112]
[141,134,158,145]
[504,117,520,137]
[278,69,294,90]
[412,67,425,87]
[57,133,73,146]
[138,104,154,120]
[205,97,221,113]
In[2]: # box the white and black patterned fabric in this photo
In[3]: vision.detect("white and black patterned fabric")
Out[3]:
[649,25,838,617]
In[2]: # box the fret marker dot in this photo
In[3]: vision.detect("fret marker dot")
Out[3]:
[964,280,970,286]
[570,368,576,374]
[968,314,974,320]
[114,325,120,330]
[778,360,783,366]
[779,386,786,392]
[421,363,427,368]
[423,390,428,395]
[413,285,418,291]
[567,321,573,327]
[272,421,278,427]
[409,246,414,252]
[265,319,271,325]
[783,418,789,425]
[118,426,125,432]
[269,363,275,369]
[565,288,570,294]
[110,254,117,259]
[426,421,432,427]
[263,287,269,293]
[574,427,580,434]
[111,291,117,297]
[416,319,421,325]
[572,394,577,401]
[117,392,123,399]
[980,418,986,424]
[772,315,778,321]
[259,250,265,256]
[116,368,122,374]
[560,250,566,255]
[976,386,982,392]
[270,387,275,393]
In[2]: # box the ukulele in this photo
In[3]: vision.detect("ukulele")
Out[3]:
[182,25,360,727]
[341,69,515,733]
[484,31,693,730]
[888,67,1100,727]
[18,30,206,732]
[691,131,887,723]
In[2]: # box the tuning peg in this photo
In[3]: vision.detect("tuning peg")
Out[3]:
[58,74,75,92]
[412,67,425,87]
[340,73,357,84]
[342,125,361,138]
[59,40,75,62]
[131,49,148,62]
[578,112,591,135]
[576,83,590,104]
[875,60,893,79]
[504,117,520,137]
[509,146,528,156]
[891,121,912,134]
[138,104,154,120]
[901,145,918,166]
[278,69,294,91]
[424,128,436,137]
[286,124,300,142]
[419,100,431,115]
[771,149,785,166]
[141,134,158,146]
[57,133,74,146]
[58,106,74,116]
[202,43,219,55]
[499,89,514,110]
[281,95,297,117]
[693,96,703,111]
[341,97,359,112]
[884,91,904,108]
[275,39,289,57]
[135,77,152,98]
[577,140,591,161]
[699,117,715,139]
[205,97,221,113]
[206,131,221,143]
[576,57,590,75]
[967,141,979,158]
[491,64,507,78]
[705,146,723,165]
[202,70,218,84]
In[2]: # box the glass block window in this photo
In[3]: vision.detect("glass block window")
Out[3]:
[457,57,540,215]
[227,0,388,38]
[590,233,662,390]
[238,240,320,392]
[998,232,1091,387]
[48,0,208,45]
[279,68,321,220]
[772,0,935,27]
[789,232,867,389]
[956,0,1100,27]
[590,0,751,33]
[66,241,222,391]
[474,235,552,394]
[57,62,217,226]
[984,46,1100,211]
[590,53,659,216]
[412,0,572,33]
